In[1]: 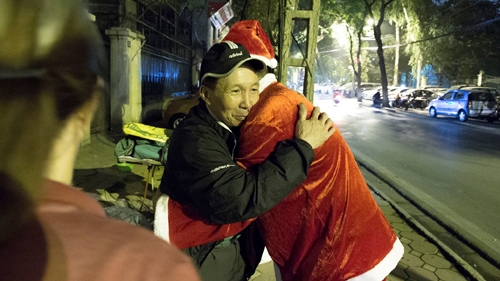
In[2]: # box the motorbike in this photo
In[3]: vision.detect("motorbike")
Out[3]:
[411,97,430,110]
[391,95,410,110]
[333,91,343,104]
[372,92,383,108]
[402,94,415,111]
[488,103,500,122]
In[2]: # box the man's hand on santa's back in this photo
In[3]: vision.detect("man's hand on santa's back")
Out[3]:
[295,103,335,149]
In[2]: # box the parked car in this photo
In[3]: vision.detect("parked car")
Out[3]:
[422,85,447,92]
[390,88,414,108]
[460,86,500,121]
[447,84,471,90]
[355,82,380,98]
[363,86,399,101]
[428,89,497,122]
[314,83,333,95]
[337,82,380,99]
[408,89,440,110]
[363,86,388,100]
[162,94,200,129]
[460,86,499,96]
[388,87,414,105]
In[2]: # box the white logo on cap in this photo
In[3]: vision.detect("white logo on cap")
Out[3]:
[229,51,243,58]
[224,41,239,49]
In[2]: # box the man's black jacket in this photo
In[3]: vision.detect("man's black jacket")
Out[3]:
[160,100,314,224]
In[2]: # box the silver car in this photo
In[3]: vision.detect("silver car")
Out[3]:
[428,89,496,122]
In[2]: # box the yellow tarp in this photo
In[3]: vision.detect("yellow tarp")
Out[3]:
[122,122,168,143]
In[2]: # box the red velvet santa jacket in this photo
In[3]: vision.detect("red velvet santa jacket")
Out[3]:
[235,78,404,281]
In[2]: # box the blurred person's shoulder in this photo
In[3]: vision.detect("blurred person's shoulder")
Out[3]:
[37,180,200,281]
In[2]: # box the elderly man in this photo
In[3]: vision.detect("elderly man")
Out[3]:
[223,20,404,281]
[156,41,334,281]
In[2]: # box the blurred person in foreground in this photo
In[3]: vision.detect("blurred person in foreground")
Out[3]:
[155,41,334,281]
[0,0,200,280]
[223,20,404,281]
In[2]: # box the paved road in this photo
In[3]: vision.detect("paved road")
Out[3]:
[313,97,500,268]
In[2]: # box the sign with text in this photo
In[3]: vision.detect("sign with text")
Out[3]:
[209,2,234,30]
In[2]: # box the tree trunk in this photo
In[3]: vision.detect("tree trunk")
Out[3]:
[373,24,390,107]
[356,30,363,102]
[364,0,395,107]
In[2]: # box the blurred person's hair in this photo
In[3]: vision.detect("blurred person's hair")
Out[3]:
[0,0,105,243]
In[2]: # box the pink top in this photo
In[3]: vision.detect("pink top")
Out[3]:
[0,180,200,281]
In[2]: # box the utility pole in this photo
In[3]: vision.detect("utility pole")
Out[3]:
[477,70,484,86]
[393,23,399,87]
[278,0,320,102]
[416,59,421,88]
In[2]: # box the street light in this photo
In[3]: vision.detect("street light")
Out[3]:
[364,18,375,39]
[330,22,349,48]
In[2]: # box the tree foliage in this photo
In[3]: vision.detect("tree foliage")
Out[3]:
[419,0,500,80]
[391,0,500,81]
[224,0,500,87]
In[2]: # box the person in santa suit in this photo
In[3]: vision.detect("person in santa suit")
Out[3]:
[223,20,404,281]
[154,41,334,281]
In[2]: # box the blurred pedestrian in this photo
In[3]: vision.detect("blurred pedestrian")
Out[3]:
[0,0,200,280]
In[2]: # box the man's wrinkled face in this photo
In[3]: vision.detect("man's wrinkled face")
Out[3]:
[201,65,260,128]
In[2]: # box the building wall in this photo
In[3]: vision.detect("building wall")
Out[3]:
[141,51,192,124]
[86,0,200,130]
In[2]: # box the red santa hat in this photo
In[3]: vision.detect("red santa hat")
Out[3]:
[223,20,278,69]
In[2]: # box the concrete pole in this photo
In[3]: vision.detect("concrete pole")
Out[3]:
[207,18,214,49]
[393,23,399,87]
[106,27,145,132]
[477,70,484,86]
[416,59,421,88]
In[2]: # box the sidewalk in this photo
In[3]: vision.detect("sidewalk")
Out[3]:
[251,191,471,281]
[75,133,474,281]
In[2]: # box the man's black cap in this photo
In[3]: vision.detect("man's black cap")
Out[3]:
[199,41,266,85]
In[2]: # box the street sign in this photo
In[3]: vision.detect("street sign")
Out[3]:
[209,2,234,30]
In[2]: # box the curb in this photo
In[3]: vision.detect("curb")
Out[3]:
[358,159,487,281]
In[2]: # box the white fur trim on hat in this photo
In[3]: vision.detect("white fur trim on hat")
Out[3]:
[223,20,278,69]
[251,54,278,69]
